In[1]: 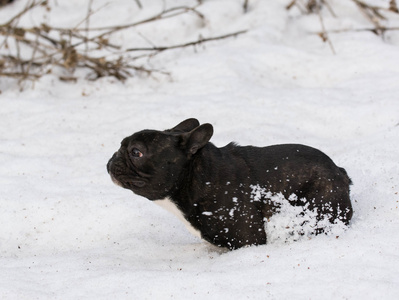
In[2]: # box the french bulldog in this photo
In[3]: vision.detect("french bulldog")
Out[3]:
[107,118,353,250]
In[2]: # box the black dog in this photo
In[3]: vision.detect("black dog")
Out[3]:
[107,118,353,250]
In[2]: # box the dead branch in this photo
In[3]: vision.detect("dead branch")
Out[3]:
[125,30,248,53]
[0,71,41,78]
[68,5,204,33]
[134,0,143,10]
[0,0,14,7]
[318,26,399,35]
[0,1,246,83]
[287,0,399,51]
[243,0,249,13]
[390,0,399,13]
[1,1,45,27]
[2,0,398,84]
[315,2,336,54]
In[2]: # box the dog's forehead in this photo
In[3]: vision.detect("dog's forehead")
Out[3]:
[124,129,174,147]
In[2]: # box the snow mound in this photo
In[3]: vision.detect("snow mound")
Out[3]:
[250,185,348,244]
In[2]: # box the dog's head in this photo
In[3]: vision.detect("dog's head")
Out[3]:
[107,118,213,200]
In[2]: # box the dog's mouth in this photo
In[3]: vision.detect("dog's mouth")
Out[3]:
[109,173,146,189]
[110,174,124,187]
[107,156,146,189]
[130,179,146,188]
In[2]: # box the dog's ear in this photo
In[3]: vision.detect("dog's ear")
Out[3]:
[181,123,213,155]
[168,118,200,133]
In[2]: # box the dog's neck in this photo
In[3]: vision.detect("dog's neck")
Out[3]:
[169,143,219,208]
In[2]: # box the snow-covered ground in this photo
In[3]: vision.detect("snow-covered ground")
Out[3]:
[1,0,399,299]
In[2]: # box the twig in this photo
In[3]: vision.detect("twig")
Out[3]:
[68,6,204,49]
[70,5,203,32]
[286,0,297,10]
[315,26,399,34]
[1,0,43,27]
[287,0,399,52]
[315,2,336,54]
[0,71,41,78]
[352,0,384,34]
[243,0,249,13]
[352,0,398,14]
[350,0,399,36]
[73,2,110,31]
[134,0,142,10]
[322,0,336,18]
[390,0,399,13]
[24,32,40,81]
[85,0,94,55]
[126,30,248,53]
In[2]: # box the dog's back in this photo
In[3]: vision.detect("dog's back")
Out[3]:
[195,142,353,225]
[229,143,351,220]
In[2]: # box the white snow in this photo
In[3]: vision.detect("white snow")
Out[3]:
[1,0,399,299]
[202,212,213,216]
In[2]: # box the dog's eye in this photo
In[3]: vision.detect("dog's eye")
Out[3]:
[131,148,143,158]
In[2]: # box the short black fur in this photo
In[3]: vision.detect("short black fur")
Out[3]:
[107,118,353,250]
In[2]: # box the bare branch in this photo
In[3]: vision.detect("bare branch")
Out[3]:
[0,0,44,27]
[288,0,399,51]
[0,1,246,83]
[390,0,399,13]
[243,0,249,13]
[134,0,143,10]
[126,30,248,53]
[315,3,336,54]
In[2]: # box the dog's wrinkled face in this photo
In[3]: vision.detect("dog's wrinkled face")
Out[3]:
[107,119,213,201]
[107,130,189,200]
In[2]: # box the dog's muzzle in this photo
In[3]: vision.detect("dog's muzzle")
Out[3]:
[106,152,117,174]
[107,152,123,187]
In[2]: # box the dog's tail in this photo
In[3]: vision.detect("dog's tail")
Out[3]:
[339,167,352,185]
